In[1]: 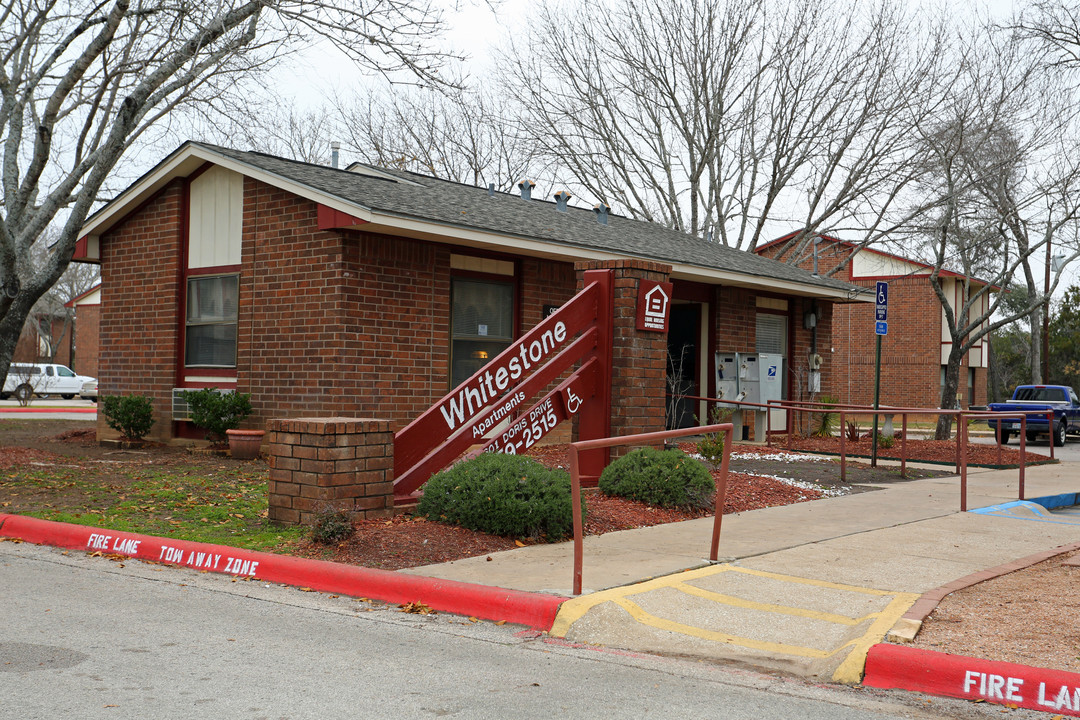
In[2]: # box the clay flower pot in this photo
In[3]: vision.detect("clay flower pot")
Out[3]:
[226,429,265,459]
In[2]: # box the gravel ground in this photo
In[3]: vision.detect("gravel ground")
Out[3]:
[910,549,1080,673]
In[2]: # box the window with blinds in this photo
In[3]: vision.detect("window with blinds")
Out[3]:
[185,274,238,367]
[756,313,787,355]
[450,277,515,388]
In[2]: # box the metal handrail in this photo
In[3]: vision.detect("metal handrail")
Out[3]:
[667,394,1043,510]
[566,422,733,596]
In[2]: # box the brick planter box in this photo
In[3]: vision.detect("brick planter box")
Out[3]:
[267,418,393,525]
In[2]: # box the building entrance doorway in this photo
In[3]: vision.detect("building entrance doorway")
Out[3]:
[667,303,705,429]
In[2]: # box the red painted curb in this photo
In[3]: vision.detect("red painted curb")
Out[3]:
[864,643,1080,715]
[0,514,566,629]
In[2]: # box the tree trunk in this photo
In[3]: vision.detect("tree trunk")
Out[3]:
[1030,305,1044,384]
[935,347,965,440]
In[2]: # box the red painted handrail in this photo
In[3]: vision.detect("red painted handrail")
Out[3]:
[566,422,733,596]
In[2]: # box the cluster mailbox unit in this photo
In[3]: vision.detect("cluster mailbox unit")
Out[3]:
[715,352,784,440]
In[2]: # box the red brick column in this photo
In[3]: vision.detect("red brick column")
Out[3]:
[576,259,673,451]
[267,418,394,525]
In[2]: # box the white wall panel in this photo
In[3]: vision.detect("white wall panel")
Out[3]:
[189,166,242,269]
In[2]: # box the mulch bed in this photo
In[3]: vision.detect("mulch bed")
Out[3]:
[300,462,825,571]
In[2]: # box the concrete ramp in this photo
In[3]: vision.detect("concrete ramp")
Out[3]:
[970,500,1080,525]
[550,564,917,683]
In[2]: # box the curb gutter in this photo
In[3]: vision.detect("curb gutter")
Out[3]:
[0,514,567,630]
[864,644,1080,716]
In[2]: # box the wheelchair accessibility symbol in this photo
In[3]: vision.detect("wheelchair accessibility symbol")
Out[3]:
[565,389,583,415]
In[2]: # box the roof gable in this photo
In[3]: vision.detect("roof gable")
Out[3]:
[81,142,867,301]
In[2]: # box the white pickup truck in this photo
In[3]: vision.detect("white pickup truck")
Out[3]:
[2,363,97,402]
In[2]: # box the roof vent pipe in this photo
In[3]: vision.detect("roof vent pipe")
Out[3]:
[488,183,495,197]
[518,179,535,201]
[554,190,571,212]
[593,203,610,225]
[331,141,341,169]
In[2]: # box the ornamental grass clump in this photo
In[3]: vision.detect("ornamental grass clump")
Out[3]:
[599,447,714,510]
[812,395,839,438]
[417,453,579,542]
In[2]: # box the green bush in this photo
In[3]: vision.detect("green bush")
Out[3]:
[180,388,253,443]
[311,506,355,544]
[599,447,714,510]
[417,453,579,541]
[876,432,896,449]
[101,395,156,441]
[696,406,733,468]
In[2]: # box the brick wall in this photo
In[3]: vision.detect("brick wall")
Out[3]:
[267,417,393,525]
[73,304,100,378]
[96,180,184,442]
[576,259,671,449]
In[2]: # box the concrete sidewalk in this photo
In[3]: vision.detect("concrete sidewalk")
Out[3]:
[402,461,1080,682]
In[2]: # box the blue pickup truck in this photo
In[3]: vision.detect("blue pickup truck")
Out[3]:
[986,385,1080,446]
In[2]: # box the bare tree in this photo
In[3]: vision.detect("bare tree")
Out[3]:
[205,102,338,165]
[24,230,99,365]
[334,86,538,191]
[905,19,1080,438]
[500,0,949,256]
[1014,0,1080,67]
[0,0,458,386]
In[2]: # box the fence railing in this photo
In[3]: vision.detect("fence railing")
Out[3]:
[566,422,733,596]
[670,394,1049,512]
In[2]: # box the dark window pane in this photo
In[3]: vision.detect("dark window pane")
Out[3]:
[450,277,515,388]
[185,324,237,367]
[188,276,238,324]
[186,274,239,367]
[451,339,513,388]
[452,279,513,340]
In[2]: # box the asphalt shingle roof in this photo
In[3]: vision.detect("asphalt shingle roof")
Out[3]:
[194,142,860,295]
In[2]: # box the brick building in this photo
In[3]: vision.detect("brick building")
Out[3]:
[756,234,991,410]
[75,142,865,458]
[65,285,101,378]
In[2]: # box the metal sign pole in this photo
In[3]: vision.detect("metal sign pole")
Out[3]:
[872,281,888,468]
[872,333,881,467]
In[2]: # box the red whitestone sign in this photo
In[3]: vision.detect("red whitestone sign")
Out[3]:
[636,280,673,332]
[482,362,597,456]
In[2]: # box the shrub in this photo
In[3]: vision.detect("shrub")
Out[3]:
[417,453,579,541]
[696,406,733,469]
[845,420,862,441]
[311,506,355,544]
[812,395,839,438]
[876,432,896,449]
[599,447,714,510]
[101,395,156,441]
[180,388,252,443]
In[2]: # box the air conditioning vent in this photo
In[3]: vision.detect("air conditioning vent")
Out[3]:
[172,388,192,421]
[172,387,233,421]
